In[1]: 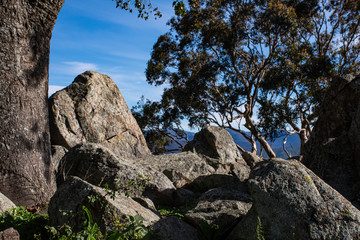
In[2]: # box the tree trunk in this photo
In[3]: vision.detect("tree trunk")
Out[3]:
[0,0,64,207]
[245,116,277,158]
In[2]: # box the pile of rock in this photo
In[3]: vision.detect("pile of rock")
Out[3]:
[2,71,360,239]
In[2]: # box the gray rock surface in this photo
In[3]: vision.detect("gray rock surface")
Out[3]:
[227,159,360,240]
[0,192,16,213]
[152,216,200,240]
[185,126,246,165]
[49,71,150,158]
[242,151,263,168]
[303,75,360,206]
[185,126,250,180]
[49,176,160,233]
[183,174,248,194]
[51,145,67,172]
[57,143,176,206]
[141,151,215,188]
[0,228,19,240]
[185,188,252,229]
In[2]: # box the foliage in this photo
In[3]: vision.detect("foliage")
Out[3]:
[133,0,360,157]
[112,0,161,20]
[115,174,151,198]
[158,208,185,220]
[0,206,48,240]
[0,175,154,239]
[108,215,151,240]
[47,206,151,240]
[198,221,224,240]
[256,216,266,240]
[132,97,190,154]
[257,0,360,154]
[112,0,186,20]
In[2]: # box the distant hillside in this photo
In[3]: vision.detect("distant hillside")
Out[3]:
[165,129,300,158]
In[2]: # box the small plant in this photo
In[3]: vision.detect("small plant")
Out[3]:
[158,208,185,220]
[103,174,151,200]
[304,175,314,184]
[47,206,104,239]
[343,206,352,217]
[0,206,48,240]
[109,214,150,240]
[116,174,151,198]
[198,221,224,240]
[256,216,266,240]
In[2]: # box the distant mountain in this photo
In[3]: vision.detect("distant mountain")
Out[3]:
[164,129,300,158]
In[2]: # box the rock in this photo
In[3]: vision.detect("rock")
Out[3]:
[0,192,16,213]
[185,126,246,164]
[303,75,360,206]
[49,71,150,158]
[48,176,160,233]
[152,216,200,240]
[174,188,196,207]
[132,197,157,213]
[227,159,360,240]
[0,228,19,240]
[185,188,252,230]
[241,151,263,168]
[183,174,248,194]
[185,126,250,179]
[230,161,251,182]
[58,143,176,206]
[140,152,215,188]
[51,145,67,172]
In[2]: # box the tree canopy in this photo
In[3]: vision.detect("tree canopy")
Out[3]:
[113,0,186,19]
[135,0,360,157]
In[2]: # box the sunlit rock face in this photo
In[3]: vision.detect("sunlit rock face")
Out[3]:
[227,159,360,240]
[49,71,150,158]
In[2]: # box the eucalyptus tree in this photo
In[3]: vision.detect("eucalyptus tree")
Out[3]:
[137,0,360,157]
[258,0,360,155]
[143,0,293,157]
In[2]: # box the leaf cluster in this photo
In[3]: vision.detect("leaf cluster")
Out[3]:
[131,97,190,154]
[0,206,48,240]
[112,0,162,19]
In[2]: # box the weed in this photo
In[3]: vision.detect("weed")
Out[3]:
[198,221,224,240]
[304,175,314,184]
[158,208,185,220]
[256,216,266,240]
[0,206,48,240]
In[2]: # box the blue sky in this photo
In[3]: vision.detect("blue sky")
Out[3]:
[49,0,174,108]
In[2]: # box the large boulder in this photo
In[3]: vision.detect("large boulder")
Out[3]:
[185,126,250,180]
[140,152,215,188]
[183,174,248,194]
[57,143,176,206]
[0,192,16,213]
[49,71,150,158]
[48,176,160,233]
[303,75,360,206]
[0,228,19,240]
[152,216,200,240]
[185,188,252,230]
[227,159,360,240]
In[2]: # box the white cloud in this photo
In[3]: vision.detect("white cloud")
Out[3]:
[64,62,98,75]
[49,85,66,97]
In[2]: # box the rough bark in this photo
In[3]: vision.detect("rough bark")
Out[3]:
[0,0,64,207]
